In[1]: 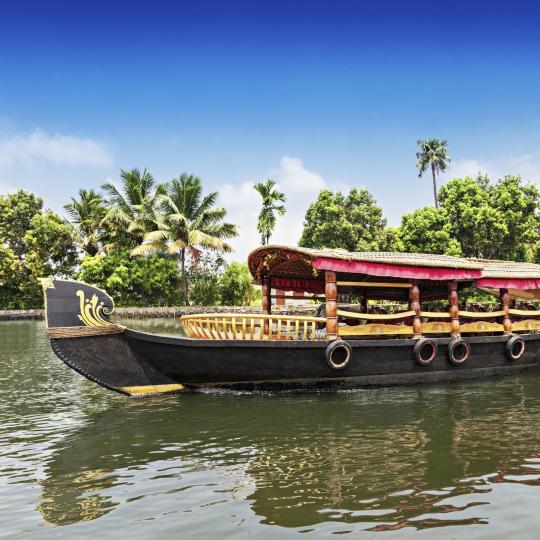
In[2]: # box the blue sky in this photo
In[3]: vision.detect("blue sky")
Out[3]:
[1,0,540,258]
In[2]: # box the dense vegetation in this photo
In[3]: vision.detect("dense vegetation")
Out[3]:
[1,160,539,309]
[299,174,540,262]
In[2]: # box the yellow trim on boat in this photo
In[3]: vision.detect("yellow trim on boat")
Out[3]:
[120,384,184,396]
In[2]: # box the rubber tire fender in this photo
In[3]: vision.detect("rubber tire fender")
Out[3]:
[325,340,352,370]
[505,335,525,361]
[447,338,471,366]
[413,338,438,366]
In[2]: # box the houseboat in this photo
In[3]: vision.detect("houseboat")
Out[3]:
[42,245,540,396]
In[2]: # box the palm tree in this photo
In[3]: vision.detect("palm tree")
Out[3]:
[101,168,166,247]
[416,139,450,209]
[253,179,286,245]
[132,173,238,304]
[64,189,107,256]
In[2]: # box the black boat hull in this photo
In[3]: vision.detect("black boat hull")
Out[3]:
[50,329,540,394]
[42,278,540,396]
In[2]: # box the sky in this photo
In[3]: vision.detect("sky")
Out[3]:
[1,0,540,260]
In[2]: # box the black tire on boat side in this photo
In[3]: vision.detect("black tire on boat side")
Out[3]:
[505,335,525,361]
[413,338,438,366]
[325,340,352,370]
[448,338,471,366]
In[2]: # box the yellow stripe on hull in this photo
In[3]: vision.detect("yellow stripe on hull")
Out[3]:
[120,384,184,396]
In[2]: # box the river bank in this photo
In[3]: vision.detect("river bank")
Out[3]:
[0,304,317,321]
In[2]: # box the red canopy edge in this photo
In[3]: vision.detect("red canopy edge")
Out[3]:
[313,257,482,281]
[270,277,325,294]
[476,278,540,290]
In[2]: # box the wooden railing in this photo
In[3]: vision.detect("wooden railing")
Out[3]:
[181,308,540,341]
[180,313,326,341]
[337,308,540,337]
[337,309,415,336]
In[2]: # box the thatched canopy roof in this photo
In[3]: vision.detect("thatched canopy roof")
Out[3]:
[247,246,540,294]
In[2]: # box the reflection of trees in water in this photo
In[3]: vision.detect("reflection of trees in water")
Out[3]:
[39,378,540,529]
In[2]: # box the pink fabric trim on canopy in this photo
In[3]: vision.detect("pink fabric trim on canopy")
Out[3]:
[270,277,325,294]
[313,257,483,281]
[476,278,540,290]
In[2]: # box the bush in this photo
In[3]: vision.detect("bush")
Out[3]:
[78,249,183,306]
[219,262,256,306]
[187,253,225,305]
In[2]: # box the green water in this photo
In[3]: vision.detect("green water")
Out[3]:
[1,320,540,539]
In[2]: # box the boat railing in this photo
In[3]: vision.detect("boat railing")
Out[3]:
[181,308,540,341]
[180,313,327,341]
[336,307,540,337]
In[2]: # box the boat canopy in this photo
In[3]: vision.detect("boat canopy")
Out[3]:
[248,246,540,298]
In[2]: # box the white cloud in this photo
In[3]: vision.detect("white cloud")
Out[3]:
[219,156,339,261]
[0,129,113,167]
[444,158,496,180]
[441,155,540,185]
[511,154,540,182]
[274,155,326,193]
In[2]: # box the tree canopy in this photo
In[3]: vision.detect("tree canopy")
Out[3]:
[253,179,286,245]
[416,139,450,209]
[299,188,389,251]
[0,190,77,308]
[132,173,238,304]
[398,175,540,260]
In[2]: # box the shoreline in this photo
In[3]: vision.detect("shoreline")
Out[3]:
[0,304,317,321]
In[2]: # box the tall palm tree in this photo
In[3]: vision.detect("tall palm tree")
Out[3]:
[64,189,107,256]
[416,139,450,209]
[132,173,238,304]
[253,179,286,245]
[101,168,166,247]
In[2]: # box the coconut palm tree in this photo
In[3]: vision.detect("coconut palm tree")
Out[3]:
[416,139,451,209]
[101,168,166,247]
[132,173,238,304]
[253,179,286,245]
[64,189,107,256]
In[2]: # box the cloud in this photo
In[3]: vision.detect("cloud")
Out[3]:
[443,158,496,180]
[441,155,540,185]
[219,156,335,261]
[0,129,113,167]
[274,155,326,193]
[511,154,540,182]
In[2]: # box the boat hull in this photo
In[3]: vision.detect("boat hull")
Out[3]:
[50,329,540,394]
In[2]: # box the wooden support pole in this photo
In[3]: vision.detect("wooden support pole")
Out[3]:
[448,280,460,338]
[359,288,368,313]
[500,288,512,334]
[325,270,338,340]
[409,282,422,339]
[262,276,271,334]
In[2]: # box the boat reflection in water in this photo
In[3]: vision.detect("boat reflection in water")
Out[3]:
[38,376,540,531]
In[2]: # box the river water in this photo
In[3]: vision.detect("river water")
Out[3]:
[1,319,540,539]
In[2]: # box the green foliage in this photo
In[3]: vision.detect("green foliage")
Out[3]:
[416,139,450,208]
[132,173,238,304]
[219,262,256,306]
[439,175,540,260]
[376,227,405,252]
[399,206,462,256]
[299,188,388,251]
[64,189,108,255]
[0,189,43,257]
[0,190,77,308]
[187,253,226,306]
[253,179,286,245]
[101,168,167,249]
[78,249,183,306]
